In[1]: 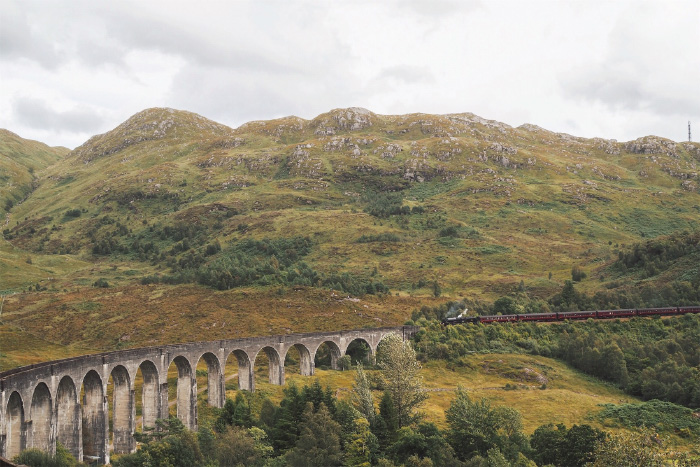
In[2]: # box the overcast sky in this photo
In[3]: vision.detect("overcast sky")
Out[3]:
[1,0,699,149]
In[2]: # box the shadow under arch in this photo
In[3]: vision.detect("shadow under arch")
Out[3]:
[196,352,224,408]
[56,375,80,460]
[4,391,25,459]
[226,349,253,392]
[29,382,52,453]
[253,346,284,387]
[344,337,374,366]
[168,356,196,430]
[109,365,133,454]
[313,340,342,370]
[81,370,106,463]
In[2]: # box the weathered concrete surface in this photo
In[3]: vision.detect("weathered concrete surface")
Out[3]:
[0,326,418,463]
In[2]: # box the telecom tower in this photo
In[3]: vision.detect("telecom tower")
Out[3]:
[690,121,692,142]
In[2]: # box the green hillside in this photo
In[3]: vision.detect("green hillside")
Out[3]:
[1,107,699,354]
[0,129,68,216]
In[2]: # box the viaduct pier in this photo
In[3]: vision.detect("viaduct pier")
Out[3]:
[0,325,419,464]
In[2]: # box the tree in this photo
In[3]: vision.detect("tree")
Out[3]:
[445,389,526,462]
[531,423,605,467]
[493,297,517,315]
[285,402,342,467]
[215,426,260,466]
[561,280,577,308]
[571,265,587,282]
[591,429,667,467]
[386,423,459,467]
[345,416,379,467]
[375,391,399,451]
[352,363,375,424]
[377,333,428,428]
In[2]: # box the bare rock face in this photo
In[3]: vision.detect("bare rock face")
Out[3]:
[625,136,678,157]
[312,107,376,135]
[593,138,621,155]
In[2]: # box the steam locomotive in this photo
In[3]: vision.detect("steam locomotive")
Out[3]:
[441,306,700,325]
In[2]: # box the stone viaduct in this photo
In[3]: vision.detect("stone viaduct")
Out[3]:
[0,325,418,464]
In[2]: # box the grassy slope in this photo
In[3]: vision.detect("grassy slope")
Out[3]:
[0,129,68,216]
[1,107,699,363]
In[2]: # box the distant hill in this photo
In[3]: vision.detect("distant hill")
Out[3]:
[0,129,68,217]
[1,107,699,352]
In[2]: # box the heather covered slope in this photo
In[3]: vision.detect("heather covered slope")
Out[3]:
[1,107,699,355]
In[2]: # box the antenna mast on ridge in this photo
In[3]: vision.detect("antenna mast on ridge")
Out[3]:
[690,121,692,142]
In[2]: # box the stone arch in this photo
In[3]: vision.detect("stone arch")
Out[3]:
[226,349,254,392]
[313,341,342,370]
[169,356,196,430]
[4,391,25,459]
[344,337,374,365]
[253,347,284,386]
[284,343,313,376]
[29,382,52,453]
[56,375,80,460]
[81,370,106,463]
[109,365,134,454]
[136,360,160,431]
[196,352,224,408]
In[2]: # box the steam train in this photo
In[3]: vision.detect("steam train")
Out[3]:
[441,306,700,325]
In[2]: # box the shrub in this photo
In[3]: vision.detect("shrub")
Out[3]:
[93,278,109,288]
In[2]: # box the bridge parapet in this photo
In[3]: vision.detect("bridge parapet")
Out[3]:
[0,325,419,463]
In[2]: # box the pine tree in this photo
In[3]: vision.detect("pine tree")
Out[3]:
[285,402,342,467]
[352,363,376,424]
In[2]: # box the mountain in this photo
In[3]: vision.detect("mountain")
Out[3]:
[1,107,699,353]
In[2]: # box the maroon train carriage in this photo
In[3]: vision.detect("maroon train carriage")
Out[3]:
[596,308,637,319]
[558,310,597,320]
[519,312,558,322]
[636,307,677,316]
[678,305,700,314]
[480,314,519,323]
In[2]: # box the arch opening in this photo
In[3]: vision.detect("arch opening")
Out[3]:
[81,370,106,463]
[225,349,253,392]
[285,344,313,377]
[135,361,159,432]
[56,376,80,460]
[29,383,52,453]
[108,365,133,455]
[314,341,342,370]
[253,346,283,387]
[4,391,25,459]
[195,353,224,409]
[167,356,196,430]
[346,338,373,366]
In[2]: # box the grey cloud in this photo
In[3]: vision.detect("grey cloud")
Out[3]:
[559,2,700,119]
[97,6,298,74]
[377,65,435,84]
[13,97,105,133]
[0,3,64,68]
[561,64,700,117]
